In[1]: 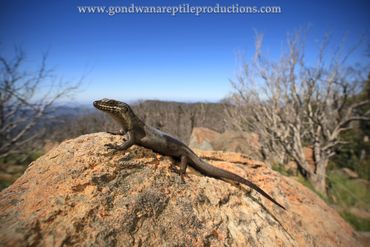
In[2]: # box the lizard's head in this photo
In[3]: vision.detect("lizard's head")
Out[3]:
[93,98,131,114]
[93,98,142,131]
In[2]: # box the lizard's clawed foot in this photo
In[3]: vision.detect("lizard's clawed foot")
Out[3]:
[179,172,191,184]
[105,143,119,153]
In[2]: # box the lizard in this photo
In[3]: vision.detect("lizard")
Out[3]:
[93,98,286,210]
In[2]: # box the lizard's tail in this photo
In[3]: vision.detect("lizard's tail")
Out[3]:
[189,153,286,210]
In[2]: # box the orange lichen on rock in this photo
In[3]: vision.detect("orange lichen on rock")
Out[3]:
[0,133,363,247]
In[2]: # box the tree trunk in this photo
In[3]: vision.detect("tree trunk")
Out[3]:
[309,159,328,195]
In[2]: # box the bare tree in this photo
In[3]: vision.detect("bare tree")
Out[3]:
[0,48,80,159]
[227,31,369,194]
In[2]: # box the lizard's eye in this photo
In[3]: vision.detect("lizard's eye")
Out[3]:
[121,105,128,112]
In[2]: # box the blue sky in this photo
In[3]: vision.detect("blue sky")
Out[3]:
[1,0,369,103]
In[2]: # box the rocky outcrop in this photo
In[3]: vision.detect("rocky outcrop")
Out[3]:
[0,133,363,246]
[189,127,221,151]
[189,128,261,159]
[340,168,359,179]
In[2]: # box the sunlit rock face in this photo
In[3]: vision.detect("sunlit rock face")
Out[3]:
[0,133,363,247]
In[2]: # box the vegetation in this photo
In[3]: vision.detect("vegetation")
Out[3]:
[0,149,43,190]
[327,170,370,210]
[341,211,370,231]
[273,164,370,231]
[332,75,370,180]
[0,48,80,159]
[226,31,369,195]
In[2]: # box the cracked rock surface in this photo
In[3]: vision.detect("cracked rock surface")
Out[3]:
[0,133,363,247]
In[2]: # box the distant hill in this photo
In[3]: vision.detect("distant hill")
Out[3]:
[37,100,230,145]
[132,100,228,142]
[48,105,93,117]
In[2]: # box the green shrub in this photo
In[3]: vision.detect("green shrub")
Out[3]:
[327,171,370,209]
[340,211,370,231]
[0,180,12,191]
[271,164,290,176]
[0,150,43,166]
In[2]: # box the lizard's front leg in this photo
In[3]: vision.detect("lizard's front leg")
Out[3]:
[107,129,125,135]
[105,131,134,151]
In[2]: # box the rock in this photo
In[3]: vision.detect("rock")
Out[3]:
[303,147,315,174]
[348,207,370,221]
[189,128,262,159]
[189,127,220,151]
[357,232,370,247]
[340,168,359,179]
[0,133,363,247]
[285,161,299,176]
[285,147,315,175]
[213,131,261,158]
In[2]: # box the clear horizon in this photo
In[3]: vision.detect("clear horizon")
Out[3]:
[1,0,369,103]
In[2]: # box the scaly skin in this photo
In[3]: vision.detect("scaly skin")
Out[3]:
[93,98,286,210]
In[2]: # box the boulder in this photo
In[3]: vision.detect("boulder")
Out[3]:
[0,133,363,246]
[189,128,261,159]
[189,127,220,151]
[340,168,359,179]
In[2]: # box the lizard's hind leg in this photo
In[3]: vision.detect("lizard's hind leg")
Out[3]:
[179,155,189,183]
[180,156,188,175]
